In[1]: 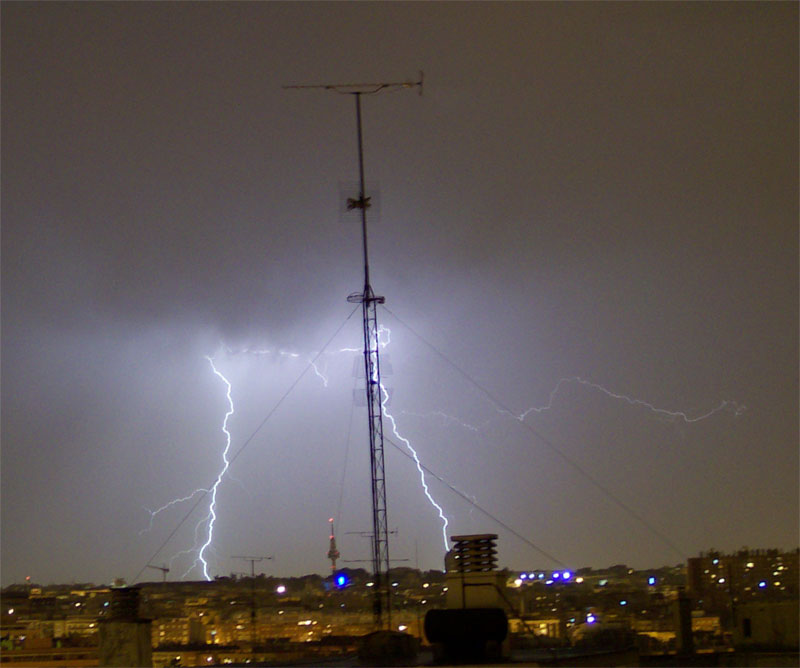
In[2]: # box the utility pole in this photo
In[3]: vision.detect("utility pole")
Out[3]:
[284,74,422,630]
[232,555,273,651]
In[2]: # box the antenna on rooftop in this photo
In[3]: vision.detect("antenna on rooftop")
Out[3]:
[232,555,273,652]
[284,75,422,630]
[145,564,169,582]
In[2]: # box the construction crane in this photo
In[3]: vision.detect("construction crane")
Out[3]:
[284,73,422,630]
[146,564,169,582]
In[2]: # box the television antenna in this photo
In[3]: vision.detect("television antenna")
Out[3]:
[232,555,273,650]
[284,74,422,629]
[146,564,169,582]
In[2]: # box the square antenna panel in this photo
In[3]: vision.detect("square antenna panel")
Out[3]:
[339,181,381,224]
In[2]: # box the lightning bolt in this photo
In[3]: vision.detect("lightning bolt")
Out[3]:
[177,519,213,579]
[380,384,450,551]
[405,377,744,436]
[309,359,329,387]
[139,488,210,535]
[146,330,451,575]
[195,355,235,580]
[373,325,450,552]
[399,410,486,433]
[506,377,746,424]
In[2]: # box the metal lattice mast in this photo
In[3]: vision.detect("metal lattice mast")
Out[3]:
[284,75,422,630]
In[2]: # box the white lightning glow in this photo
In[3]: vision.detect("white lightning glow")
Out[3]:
[197,356,235,580]
[377,325,391,348]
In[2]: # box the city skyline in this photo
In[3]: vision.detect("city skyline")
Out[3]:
[2,2,797,586]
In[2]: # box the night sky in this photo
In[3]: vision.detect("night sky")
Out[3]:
[2,2,797,587]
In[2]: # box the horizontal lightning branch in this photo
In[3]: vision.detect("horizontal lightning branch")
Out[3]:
[508,377,746,424]
[139,488,210,535]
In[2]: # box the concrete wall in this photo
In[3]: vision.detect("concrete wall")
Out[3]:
[98,620,152,667]
[445,571,508,610]
[734,601,799,649]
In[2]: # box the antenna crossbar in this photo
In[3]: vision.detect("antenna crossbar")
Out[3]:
[283,72,423,96]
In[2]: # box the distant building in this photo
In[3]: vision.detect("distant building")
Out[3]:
[65,616,100,638]
[151,616,205,646]
[687,548,798,623]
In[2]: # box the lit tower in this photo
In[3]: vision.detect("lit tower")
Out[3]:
[285,75,422,629]
[327,518,340,572]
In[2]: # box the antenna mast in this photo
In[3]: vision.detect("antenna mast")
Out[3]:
[146,564,169,582]
[284,75,422,630]
[232,555,273,652]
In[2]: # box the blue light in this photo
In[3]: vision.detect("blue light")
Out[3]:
[562,571,572,581]
[758,581,767,589]
[586,614,596,624]
[335,573,348,588]
[538,573,544,579]
[520,573,528,580]
[620,600,627,606]
[648,577,656,586]
[552,572,561,579]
